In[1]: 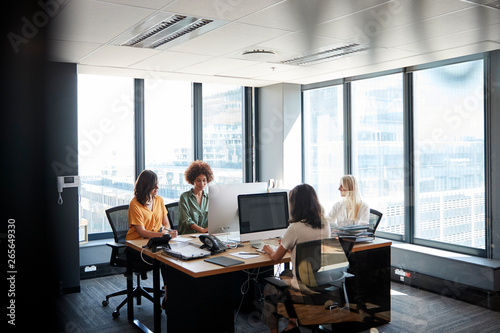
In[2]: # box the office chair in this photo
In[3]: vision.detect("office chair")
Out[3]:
[264,238,356,331]
[102,205,159,318]
[368,209,383,233]
[165,202,180,230]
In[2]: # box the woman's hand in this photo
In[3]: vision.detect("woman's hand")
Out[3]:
[162,229,177,238]
[263,244,288,262]
[262,244,275,255]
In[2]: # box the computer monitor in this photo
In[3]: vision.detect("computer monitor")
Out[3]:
[207,182,267,236]
[237,191,289,247]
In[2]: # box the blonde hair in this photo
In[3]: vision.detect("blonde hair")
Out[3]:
[340,175,363,220]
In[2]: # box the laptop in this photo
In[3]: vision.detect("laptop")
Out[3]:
[162,242,211,260]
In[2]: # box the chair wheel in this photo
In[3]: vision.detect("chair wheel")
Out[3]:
[102,300,109,306]
[112,310,120,318]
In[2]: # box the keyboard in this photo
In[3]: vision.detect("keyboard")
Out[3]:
[252,243,278,253]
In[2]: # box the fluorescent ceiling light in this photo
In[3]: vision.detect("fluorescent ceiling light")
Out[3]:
[122,15,187,47]
[112,13,227,50]
[149,18,213,49]
[281,43,368,66]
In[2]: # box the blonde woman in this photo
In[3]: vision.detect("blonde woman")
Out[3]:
[326,175,369,228]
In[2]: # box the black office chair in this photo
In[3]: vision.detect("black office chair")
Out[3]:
[165,201,180,230]
[368,209,383,233]
[102,205,158,318]
[264,238,355,331]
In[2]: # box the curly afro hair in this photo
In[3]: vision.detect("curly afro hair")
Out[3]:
[184,160,214,185]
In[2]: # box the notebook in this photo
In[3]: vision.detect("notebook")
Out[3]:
[162,242,211,260]
[204,256,245,267]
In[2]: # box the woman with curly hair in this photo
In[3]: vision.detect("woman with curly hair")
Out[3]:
[178,160,214,234]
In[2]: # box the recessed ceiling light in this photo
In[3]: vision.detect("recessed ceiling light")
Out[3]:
[281,43,368,66]
[111,13,228,50]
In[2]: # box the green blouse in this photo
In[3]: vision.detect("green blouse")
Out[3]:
[177,189,209,234]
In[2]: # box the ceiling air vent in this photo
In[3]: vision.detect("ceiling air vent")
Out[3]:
[112,13,227,50]
[241,49,277,60]
[281,43,368,66]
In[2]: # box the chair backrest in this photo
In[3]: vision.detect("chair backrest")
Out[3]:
[295,238,350,288]
[165,202,180,230]
[105,205,130,244]
[368,209,383,233]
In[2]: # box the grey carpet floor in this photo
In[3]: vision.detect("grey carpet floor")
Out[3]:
[54,274,500,333]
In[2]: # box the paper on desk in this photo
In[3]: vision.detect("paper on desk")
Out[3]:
[171,237,190,243]
[230,252,260,259]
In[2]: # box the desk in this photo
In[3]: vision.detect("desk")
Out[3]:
[126,238,391,333]
[126,237,289,333]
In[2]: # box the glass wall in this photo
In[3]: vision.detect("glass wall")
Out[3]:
[202,84,244,184]
[301,56,486,254]
[145,80,193,203]
[79,77,247,237]
[351,73,405,235]
[413,60,485,249]
[77,74,135,234]
[303,85,344,210]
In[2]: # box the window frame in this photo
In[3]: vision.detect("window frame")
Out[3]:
[301,53,491,257]
[82,80,253,240]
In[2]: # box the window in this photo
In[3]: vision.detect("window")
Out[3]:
[145,80,193,203]
[78,74,135,235]
[202,84,244,183]
[303,85,344,209]
[413,60,485,249]
[351,74,405,235]
[301,56,487,255]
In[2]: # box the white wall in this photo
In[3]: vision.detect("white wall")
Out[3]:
[258,83,302,190]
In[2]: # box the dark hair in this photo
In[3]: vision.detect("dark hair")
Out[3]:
[184,160,214,185]
[134,170,158,206]
[288,184,323,229]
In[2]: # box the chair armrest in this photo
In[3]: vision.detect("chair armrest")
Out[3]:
[106,242,125,249]
[264,277,289,290]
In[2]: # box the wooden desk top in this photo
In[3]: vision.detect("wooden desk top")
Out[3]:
[351,238,392,252]
[126,237,392,278]
[126,237,291,278]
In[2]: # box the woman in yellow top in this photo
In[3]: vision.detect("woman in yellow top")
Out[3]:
[126,169,177,308]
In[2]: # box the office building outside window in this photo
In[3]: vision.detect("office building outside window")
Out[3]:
[351,74,405,235]
[78,74,135,235]
[145,80,193,202]
[202,84,244,184]
[413,60,485,249]
[303,85,344,209]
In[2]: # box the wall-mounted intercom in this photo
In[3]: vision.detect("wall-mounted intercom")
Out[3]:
[57,175,80,205]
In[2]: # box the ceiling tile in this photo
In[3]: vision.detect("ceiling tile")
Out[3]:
[79,45,160,67]
[48,0,155,44]
[130,50,212,71]
[163,0,281,21]
[180,57,258,75]
[168,22,289,56]
[48,40,102,63]
[98,0,175,10]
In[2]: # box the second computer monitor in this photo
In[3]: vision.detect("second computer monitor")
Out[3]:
[207,182,267,235]
[238,191,289,246]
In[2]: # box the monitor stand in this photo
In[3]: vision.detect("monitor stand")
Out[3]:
[250,239,264,249]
